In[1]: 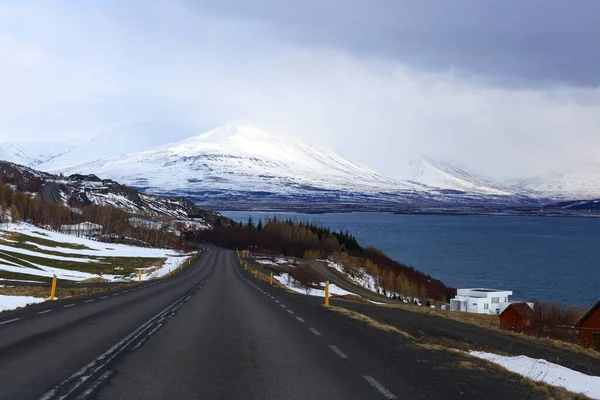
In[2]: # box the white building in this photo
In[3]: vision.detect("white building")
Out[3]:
[59,222,103,239]
[450,288,513,315]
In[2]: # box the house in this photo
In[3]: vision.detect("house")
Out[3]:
[59,222,103,239]
[500,302,535,334]
[575,301,600,350]
[128,216,160,229]
[450,288,515,315]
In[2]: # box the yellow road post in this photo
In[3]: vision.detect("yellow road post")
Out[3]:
[244,263,247,271]
[324,281,330,306]
[169,269,171,277]
[270,273,273,286]
[138,269,142,283]
[50,275,57,300]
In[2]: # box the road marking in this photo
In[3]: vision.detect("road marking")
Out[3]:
[280,304,286,308]
[124,290,129,293]
[363,376,396,399]
[329,345,348,359]
[84,299,95,303]
[100,295,108,299]
[37,310,53,315]
[296,316,305,323]
[63,304,76,308]
[0,318,21,325]
[275,300,280,303]
[184,296,192,302]
[112,293,119,296]
[308,327,321,336]
[287,309,294,314]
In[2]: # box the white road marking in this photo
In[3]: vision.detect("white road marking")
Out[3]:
[363,376,397,399]
[329,345,348,359]
[0,318,21,325]
[63,304,76,308]
[308,327,321,336]
[112,293,120,296]
[287,309,294,314]
[275,300,280,303]
[84,299,95,303]
[296,316,305,323]
[37,310,53,315]
[280,304,286,308]
[100,295,108,299]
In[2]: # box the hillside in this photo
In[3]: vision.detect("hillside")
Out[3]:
[0,161,226,226]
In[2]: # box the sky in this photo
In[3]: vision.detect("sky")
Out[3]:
[1,0,599,180]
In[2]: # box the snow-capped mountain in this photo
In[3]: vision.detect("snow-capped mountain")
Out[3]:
[39,121,198,171]
[41,123,520,207]
[393,157,514,196]
[507,165,600,200]
[0,142,74,167]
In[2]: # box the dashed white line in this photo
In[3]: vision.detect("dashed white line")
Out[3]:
[329,345,348,359]
[100,295,108,299]
[308,327,321,336]
[0,318,21,325]
[37,310,53,315]
[296,316,305,323]
[275,300,280,303]
[287,309,294,314]
[63,304,76,308]
[280,304,286,308]
[84,299,95,303]
[363,376,396,399]
[112,293,120,296]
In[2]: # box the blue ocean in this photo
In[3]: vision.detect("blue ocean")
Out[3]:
[221,212,599,306]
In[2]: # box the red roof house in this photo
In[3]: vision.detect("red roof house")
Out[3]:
[576,301,600,350]
[499,302,535,334]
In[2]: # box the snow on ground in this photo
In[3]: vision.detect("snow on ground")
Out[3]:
[0,223,191,282]
[469,351,600,399]
[255,259,276,265]
[0,294,46,312]
[274,273,355,297]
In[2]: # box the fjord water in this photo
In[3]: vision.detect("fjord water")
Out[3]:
[222,212,599,306]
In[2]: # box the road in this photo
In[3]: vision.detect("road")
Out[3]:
[40,182,61,204]
[1,248,550,399]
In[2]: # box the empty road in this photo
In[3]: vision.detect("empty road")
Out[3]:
[0,248,548,399]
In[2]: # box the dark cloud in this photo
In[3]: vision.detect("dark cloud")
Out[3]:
[187,0,600,86]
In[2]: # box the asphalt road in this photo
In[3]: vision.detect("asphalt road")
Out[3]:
[40,182,61,204]
[1,248,549,399]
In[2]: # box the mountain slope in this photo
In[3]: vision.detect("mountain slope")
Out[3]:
[508,165,600,200]
[39,121,199,171]
[42,123,520,208]
[0,142,74,168]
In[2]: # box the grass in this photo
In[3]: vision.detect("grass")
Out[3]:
[326,305,590,400]
[1,231,93,251]
[1,230,168,279]
[0,270,52,283]
[0,283,137,302]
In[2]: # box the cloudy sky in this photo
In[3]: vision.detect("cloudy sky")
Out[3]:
[1,0,599,180]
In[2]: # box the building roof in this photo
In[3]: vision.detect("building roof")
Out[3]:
[500,302,534,318]
[575,300,600,328]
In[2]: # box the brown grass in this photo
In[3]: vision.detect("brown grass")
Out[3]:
[328,305,590,400]
[0,283,136,300]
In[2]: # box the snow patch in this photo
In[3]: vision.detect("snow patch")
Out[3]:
[469,351,600,399]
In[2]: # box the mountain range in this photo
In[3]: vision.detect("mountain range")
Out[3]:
[1,123,598,208]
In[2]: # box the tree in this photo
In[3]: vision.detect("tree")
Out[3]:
[247,216,255,229]
[0,201,7,224]
[256,219,263,231]
[10,204,20,223]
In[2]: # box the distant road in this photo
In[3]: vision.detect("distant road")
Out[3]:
[0,248,548,399]
[40,182,61,204]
